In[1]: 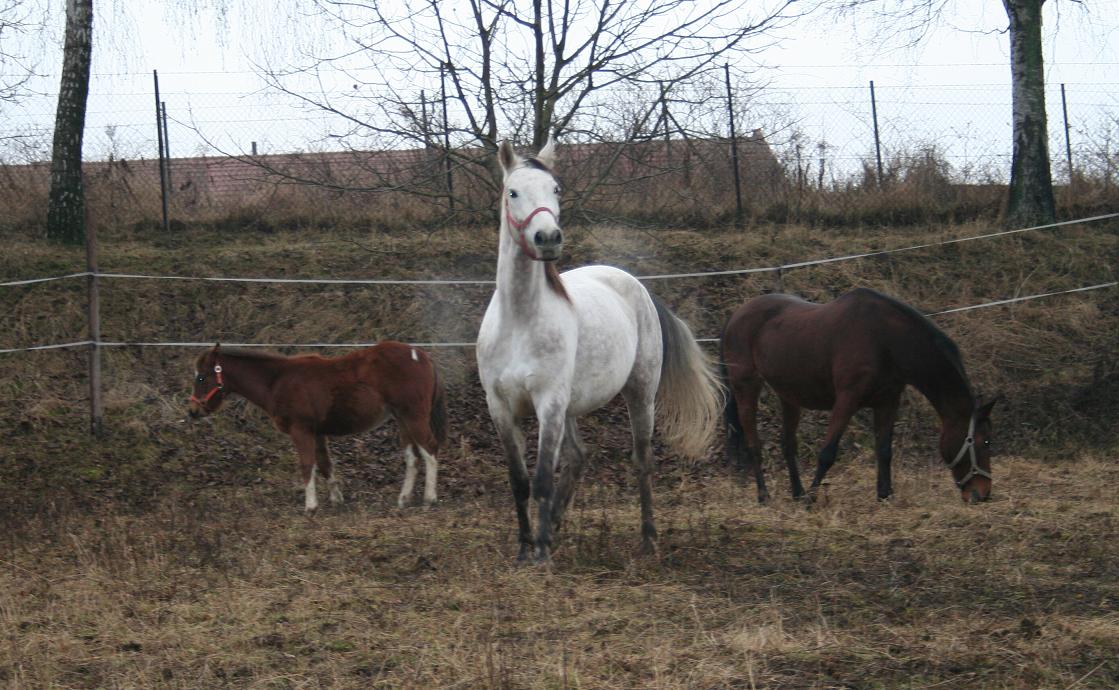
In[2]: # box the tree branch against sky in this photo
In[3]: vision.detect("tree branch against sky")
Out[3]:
[258,0,803,156]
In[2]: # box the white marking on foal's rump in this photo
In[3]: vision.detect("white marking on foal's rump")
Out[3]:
[411,348,418,361]
[399,445,418,508]
[305,466,318,512]
[418,445,438,506]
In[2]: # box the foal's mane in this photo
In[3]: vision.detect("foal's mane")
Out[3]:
[196,347,288,369]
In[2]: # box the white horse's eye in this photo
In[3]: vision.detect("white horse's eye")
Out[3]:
[554,186,561,194]
[509,189,518,198]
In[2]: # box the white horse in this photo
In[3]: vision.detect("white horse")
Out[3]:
[476,138,723,564]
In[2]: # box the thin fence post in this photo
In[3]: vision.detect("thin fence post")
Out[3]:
[161,101,172,207]
[659,81,671,162]
[85,212,102,436]
[870,80,884,188]
[1061,83,1074,184]
[440,62,455,212]
[153,70,169,232]
[724,64,744,229]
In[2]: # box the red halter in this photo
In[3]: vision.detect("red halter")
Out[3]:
[505,200,558,261]
[190,362,224,407]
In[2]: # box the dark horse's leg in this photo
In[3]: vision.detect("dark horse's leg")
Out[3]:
[727,380,769,503]
[779,399,806,499]
[488,403,533,562]
[551,418,586,535]
[873,397,901,500]
[809,394,862,498]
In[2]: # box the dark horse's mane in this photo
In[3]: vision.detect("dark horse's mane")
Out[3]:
[860,288,971,396]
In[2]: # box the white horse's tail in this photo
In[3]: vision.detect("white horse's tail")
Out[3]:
[651,295,725,459]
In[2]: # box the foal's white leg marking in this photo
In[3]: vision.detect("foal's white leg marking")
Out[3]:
[419,445,438,506]
[328,472,344,505]
[398,445,418,508]
[411,348,418,362]
[304,466,319,512]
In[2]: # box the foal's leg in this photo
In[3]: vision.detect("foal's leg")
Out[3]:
[397,444,418,509]
[418,445,438,507]
[315,435,343,506]
[489,402,533,562]
[809,393,862,498]
[872,398,901,501]
[289,427,319,513]
[550,418,586,534]
[779,399,806,499]
[397,412,439,507]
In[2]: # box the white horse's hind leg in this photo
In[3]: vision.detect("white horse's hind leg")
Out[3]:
[623,388,658,555]
[398,445,418,508]
[418,446,438,506]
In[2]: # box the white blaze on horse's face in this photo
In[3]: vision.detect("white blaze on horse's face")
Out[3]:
[498,138,563,262]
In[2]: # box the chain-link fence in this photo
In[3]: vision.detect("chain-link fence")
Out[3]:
[2,69,1116,232]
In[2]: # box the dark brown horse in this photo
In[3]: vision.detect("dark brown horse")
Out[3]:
[721,288,998,504]
[188,342,447,512]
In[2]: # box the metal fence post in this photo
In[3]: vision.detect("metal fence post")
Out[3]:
[85,213,102,436]
[161,101,172,206]
[153,70,169,232]
[724,64,744,229]
[870,80,884,188]
[1061,83,1074,184]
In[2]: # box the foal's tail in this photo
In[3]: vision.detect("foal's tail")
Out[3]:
[721,354,745,467]
[429,364,448,451]
[652,295,724,459]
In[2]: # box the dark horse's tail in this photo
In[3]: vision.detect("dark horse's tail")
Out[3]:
[429,363,448,451]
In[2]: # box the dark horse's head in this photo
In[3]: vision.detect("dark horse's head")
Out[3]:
[188,344,226,419]
[940,395,1000,503]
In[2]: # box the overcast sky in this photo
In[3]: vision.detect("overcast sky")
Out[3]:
[2,0,1116,180]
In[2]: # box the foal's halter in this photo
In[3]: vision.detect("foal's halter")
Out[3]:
[504,198,558,261]
[190,362,224,408]
[946,415,991,489]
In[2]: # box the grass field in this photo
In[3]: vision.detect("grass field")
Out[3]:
[1,217,1117,687]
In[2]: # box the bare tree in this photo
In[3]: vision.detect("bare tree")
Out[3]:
[0,0,41,106]
[46,0,93,244]
[256,0,801,208]
[834,0,1069,227]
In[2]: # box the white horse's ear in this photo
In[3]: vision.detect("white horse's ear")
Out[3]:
[498,140,519,174]
[536,135,556,168]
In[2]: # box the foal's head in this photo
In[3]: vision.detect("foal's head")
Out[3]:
[188,345,227,418]
[941,395,999,503]
[498,137,563,262]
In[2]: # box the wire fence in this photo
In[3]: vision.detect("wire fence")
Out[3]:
[2,71,1117,231]
[2,212,1116,354]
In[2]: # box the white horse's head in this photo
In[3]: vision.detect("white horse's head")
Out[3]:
[498,137,563,262]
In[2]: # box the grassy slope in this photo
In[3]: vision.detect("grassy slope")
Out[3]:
[0,219,1117,687]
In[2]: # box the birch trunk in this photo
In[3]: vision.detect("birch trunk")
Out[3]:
[46,0,93,244]
[1003,0,1055,227]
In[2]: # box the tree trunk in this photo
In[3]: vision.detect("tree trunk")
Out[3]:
[1003,0,1055,227]
[46,0,93,244]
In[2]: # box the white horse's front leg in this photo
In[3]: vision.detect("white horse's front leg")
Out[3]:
[488,400,532,562]
[533,399,568,565]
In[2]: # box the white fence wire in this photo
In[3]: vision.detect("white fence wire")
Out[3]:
[1,213,1116,354]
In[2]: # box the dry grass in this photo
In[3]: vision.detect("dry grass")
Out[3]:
[1,456,1116,688]
[0,217,1117,687]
